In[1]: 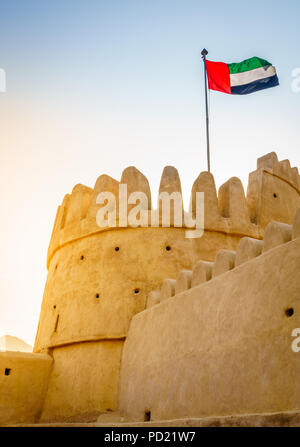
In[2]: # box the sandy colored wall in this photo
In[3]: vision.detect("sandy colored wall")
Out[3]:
[0,351,52,425]
[119,228,300,421]
[40,340,123,422]
[34,228,242,352]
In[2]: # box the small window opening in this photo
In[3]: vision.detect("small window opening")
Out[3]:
[95,293,100,299]
[144,411,151,422]
[273,193,277,198]
[53,305,56,309]
[80,255,84,260]
[166,245,171,251]
[134,288,140,295]
[5,368,11,376]
[285,307,294,317]
[115,246,120,252]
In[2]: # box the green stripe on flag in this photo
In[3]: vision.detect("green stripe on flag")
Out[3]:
[228,57,272,74]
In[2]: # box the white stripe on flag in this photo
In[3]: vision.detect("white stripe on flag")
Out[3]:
[230,65,276,87]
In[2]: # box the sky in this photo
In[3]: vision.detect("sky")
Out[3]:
[0,0,299,346]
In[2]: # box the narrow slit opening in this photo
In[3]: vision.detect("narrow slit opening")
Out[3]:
[54,314,60,332]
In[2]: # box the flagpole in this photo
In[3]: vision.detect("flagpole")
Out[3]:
[201,48,210,172]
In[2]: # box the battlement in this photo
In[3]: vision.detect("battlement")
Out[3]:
[46,152,300,268]
[257,152,300,189]
[247,152,300,226]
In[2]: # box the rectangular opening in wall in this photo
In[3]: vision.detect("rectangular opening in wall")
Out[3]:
[4,368,11,376]
[54,314,60,332]
[144,410,151,422]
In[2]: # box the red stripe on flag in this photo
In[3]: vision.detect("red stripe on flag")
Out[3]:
[206,60,231,94]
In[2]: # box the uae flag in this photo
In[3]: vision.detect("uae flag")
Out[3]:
[206,56,279,95]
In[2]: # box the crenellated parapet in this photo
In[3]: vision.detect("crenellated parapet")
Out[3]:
[247,152,300,227]
[46,152,300,269]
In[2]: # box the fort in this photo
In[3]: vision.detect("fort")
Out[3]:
[1,150,300,426]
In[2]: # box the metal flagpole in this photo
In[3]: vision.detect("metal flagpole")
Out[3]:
[201,48,210,172]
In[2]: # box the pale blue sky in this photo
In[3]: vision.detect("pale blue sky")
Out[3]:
[0,0,299,344]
